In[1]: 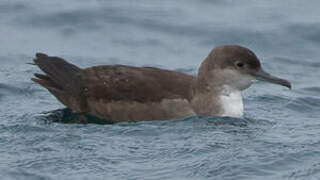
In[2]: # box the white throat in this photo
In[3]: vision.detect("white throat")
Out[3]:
[218,86,244,117]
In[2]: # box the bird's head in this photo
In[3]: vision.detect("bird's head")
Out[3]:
[198,45,291,91]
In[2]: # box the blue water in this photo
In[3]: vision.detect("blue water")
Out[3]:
[1,0,320,179]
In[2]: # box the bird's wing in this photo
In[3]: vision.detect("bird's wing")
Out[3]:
[81,65,195,103]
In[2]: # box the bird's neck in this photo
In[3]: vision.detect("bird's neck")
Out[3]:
[191,76,244,118]
[217,85,244,117]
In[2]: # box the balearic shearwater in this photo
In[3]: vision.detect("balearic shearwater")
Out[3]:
[32,45,291,122]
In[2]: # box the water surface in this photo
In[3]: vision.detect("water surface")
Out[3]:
[1,0,320,179]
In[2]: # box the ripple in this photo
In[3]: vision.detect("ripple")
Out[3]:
[274,57,320,68]
[38,108,114,124]
[0,169,52,180]
[284,162,320,179]
[302,87,320,93]
[0,83,40,96]
[0,2,29,14]
[286,23,320,44]
[286,96,320,112]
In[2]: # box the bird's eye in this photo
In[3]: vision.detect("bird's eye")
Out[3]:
[235,61,244,68]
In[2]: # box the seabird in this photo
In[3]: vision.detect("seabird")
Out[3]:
[32,45,291,122]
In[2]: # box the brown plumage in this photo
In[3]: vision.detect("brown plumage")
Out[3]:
[32,45,291,122]
[32,53,195,122]
[81,65,194,103]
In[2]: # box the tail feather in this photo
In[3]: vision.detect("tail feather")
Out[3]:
[33,53,82,96]
[34,73,50,80]
[32,53,87,113]
[31,77,64,93]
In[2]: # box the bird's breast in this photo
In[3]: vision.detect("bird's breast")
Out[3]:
[218,89,244,117]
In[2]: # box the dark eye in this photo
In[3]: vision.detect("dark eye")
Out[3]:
[235,61,244,68]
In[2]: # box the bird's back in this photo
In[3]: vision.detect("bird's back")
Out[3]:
[81,65,195,103]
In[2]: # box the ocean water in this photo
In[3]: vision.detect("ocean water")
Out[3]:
[1,0,320,179]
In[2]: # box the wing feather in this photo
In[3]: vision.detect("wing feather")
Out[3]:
[81,65,195,103]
